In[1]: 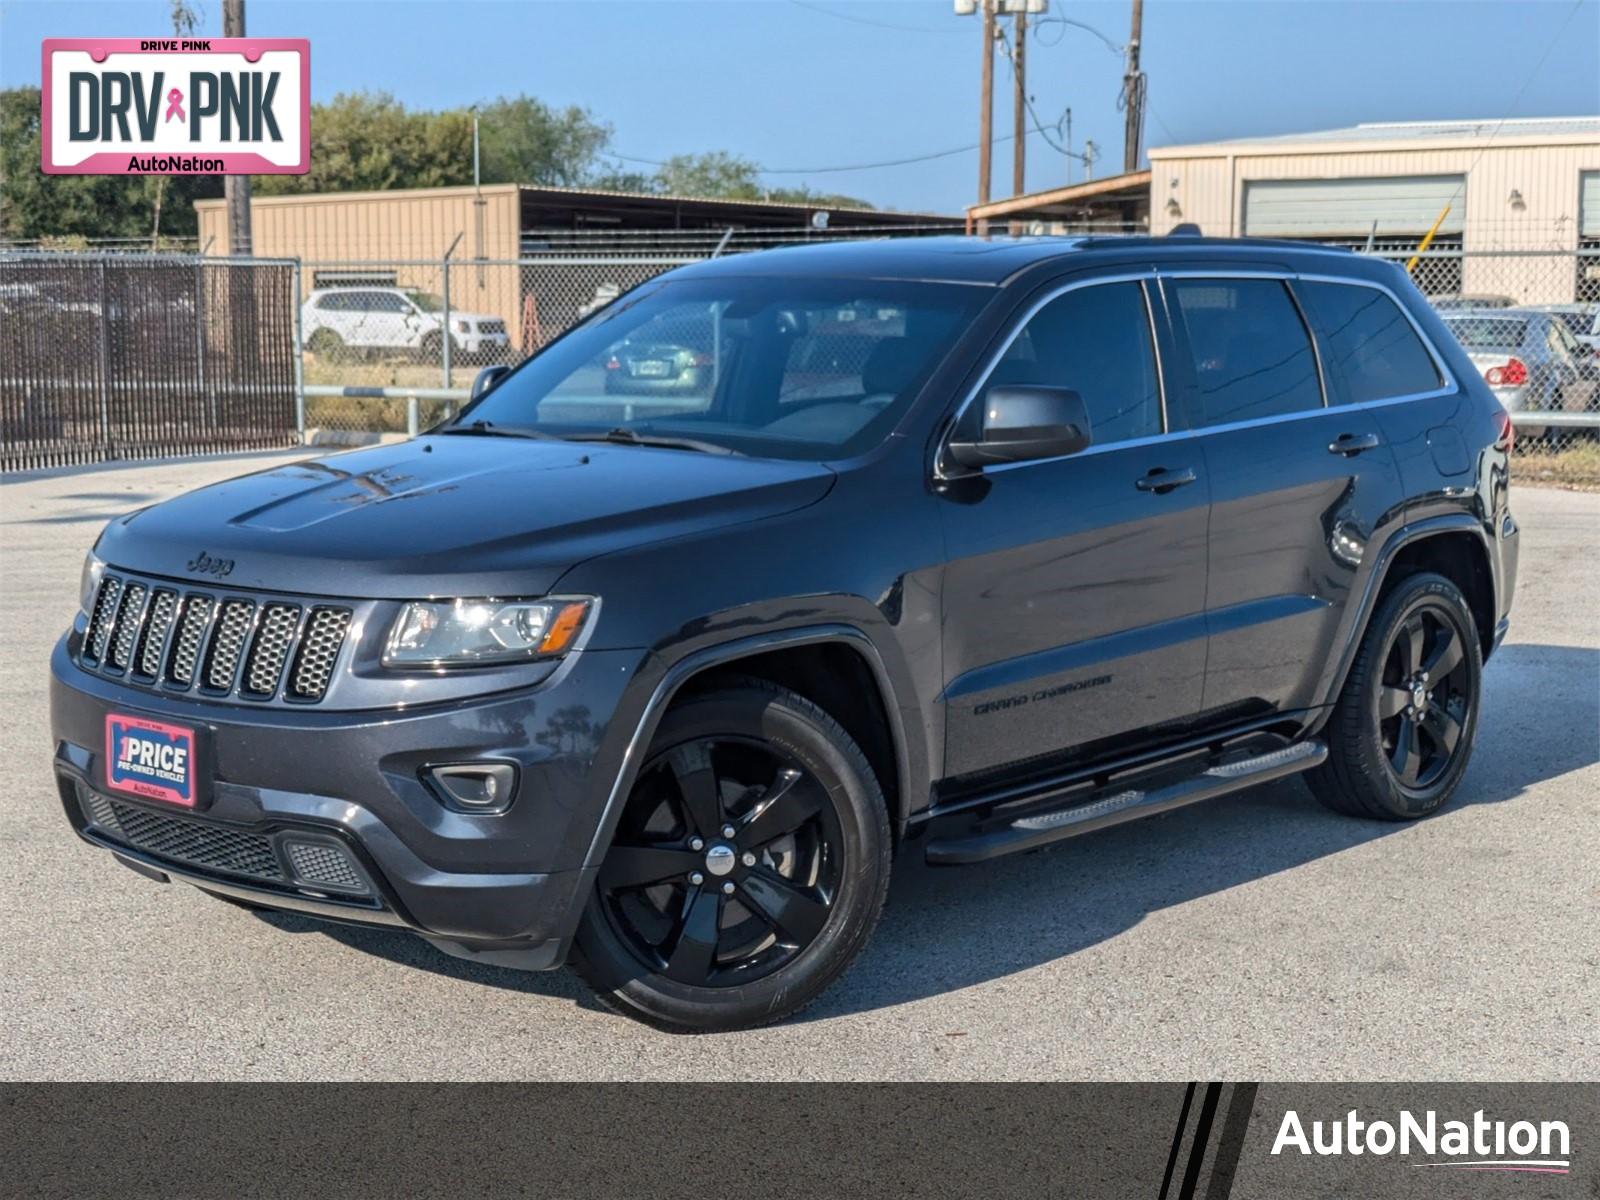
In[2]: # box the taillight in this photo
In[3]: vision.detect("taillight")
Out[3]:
[1495,407,1515,452]
[689,352,713,367]
[1485,357,1528,387]
[604,356,620,371]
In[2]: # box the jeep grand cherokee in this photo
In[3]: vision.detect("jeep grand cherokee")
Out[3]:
[52,236,1517,1032]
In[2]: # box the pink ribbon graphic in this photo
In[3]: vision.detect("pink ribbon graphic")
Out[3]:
[164,87,185,123]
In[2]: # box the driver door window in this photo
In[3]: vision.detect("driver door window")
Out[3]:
[973,281,1164,446]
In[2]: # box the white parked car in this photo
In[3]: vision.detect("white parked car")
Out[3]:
[301,287,510,361]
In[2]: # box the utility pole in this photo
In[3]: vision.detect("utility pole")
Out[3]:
[222,0,252,255]
[977,0,995,209]
[1122,0,1145,173]
[1011,10,1027,198]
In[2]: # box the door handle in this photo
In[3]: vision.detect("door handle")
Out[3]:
[1135,466,1198,493]
[1328,431,1382,456]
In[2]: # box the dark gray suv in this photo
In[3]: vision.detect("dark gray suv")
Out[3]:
[52,236,1518,1031]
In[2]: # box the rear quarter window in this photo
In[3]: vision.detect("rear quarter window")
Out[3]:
[1298,280,1442,403]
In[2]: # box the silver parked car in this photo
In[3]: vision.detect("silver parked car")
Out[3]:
[1438,308,1598,439]
[1524,303,1600,355]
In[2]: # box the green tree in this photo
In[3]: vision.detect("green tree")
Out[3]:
[475,94,613,186]
[0,86,221,243]
[598,150,873,210]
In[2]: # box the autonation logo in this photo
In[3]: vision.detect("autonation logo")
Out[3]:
[1272,1109,1572,1175]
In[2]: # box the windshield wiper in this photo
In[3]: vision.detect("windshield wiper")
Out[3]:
[437,420,555,441]
[563,427,740,456]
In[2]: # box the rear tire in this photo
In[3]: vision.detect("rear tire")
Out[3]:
[573,679,891,1033]
[1309,572,1481,820]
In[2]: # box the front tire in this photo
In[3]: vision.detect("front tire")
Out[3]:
[1309,572,1482,820]
[573,679,891,1033]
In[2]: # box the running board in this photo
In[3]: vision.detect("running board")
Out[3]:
[925,739,1328,865]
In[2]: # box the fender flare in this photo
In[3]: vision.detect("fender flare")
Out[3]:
[582,624,915,869]
[1316,512,1496,713]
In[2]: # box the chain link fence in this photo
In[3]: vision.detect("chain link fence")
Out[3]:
[4,239,1597,485]
[1,253,301,471]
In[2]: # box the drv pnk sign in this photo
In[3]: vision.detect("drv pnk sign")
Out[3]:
[41,37,309,175]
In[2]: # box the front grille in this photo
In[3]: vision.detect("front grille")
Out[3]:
[288,607,352,701]
[202,599,255,690]
[81,574,352,704]
[85,792,283,881]
[167,594,213,686]
[85,576,123,663]
[244,604,300,696]
[135,590,178,677]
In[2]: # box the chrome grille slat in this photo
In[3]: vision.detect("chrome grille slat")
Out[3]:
[134,589,178,677]
[86,576,123,662]
[166,594,214,686]
[80,573,352,705]
[202,599,256,691]
[288,607,352,701]
[108,582,149,669]
[243,603,300,696]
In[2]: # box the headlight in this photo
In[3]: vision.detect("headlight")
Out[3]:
[79,549,106,617]
[383,597,595,667]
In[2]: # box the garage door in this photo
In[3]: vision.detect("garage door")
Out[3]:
[1242,175,1466,238]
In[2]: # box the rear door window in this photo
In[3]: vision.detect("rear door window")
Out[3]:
[1297,280,1442,403]
[1171,278,1323,427]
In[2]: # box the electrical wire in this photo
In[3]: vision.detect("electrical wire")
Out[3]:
[608,118,1066,177]
[785,0,962,35]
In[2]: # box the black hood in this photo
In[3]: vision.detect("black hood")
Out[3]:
[97,436,836,599]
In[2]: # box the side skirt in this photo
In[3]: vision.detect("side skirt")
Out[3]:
[924,739,1327,865]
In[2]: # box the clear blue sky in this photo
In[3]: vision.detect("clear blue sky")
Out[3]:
[4,0,1597,214]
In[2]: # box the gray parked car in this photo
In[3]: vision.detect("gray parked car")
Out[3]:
[1524,303,1600,355]
[1438,309,1598,439]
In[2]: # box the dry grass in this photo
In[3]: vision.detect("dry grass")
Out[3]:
[1516,441,1600,491]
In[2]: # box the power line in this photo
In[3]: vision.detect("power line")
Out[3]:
[608,121,1066,177]
[785,0,961,35]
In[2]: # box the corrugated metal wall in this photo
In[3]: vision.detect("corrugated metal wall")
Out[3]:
[1150,139,1600,245]
[196,185,521,264]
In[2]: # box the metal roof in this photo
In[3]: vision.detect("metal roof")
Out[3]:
[1151,116,1600,156]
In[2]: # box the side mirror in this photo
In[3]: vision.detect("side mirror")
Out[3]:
[471,364,512,400]
[946,385,1092,470]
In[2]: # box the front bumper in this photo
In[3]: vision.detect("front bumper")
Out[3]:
[51,636,649,968]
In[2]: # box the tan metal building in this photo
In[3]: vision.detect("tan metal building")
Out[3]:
[1147,117,1600,302]
[196,184,950,348]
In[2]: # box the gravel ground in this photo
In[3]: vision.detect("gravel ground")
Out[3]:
[2,452,1595,1081]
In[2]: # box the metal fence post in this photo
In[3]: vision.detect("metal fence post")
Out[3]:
[442,255,453,388]
[406,392,419,438]
[291,258,306,441]
[96,258,111,452]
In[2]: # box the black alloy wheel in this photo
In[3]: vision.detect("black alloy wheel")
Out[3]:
[1309,571,1483,821]
[598,735,842,988]
[1376,602,1473,790]
[573,679,891,1032]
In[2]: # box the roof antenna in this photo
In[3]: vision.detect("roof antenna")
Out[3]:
[1168,223,1202,237]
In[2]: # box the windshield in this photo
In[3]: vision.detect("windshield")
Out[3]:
[1443,316,1529,350]
[407,291,447,312]
[454,276,987,460]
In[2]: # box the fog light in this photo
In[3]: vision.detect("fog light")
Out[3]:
[425,762,518,813]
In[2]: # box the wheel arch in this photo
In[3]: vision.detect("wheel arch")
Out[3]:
[582,625,917,870]
[1320,515,1497,712]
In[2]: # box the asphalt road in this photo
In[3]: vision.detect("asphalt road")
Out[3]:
[2,451,1595,1081]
